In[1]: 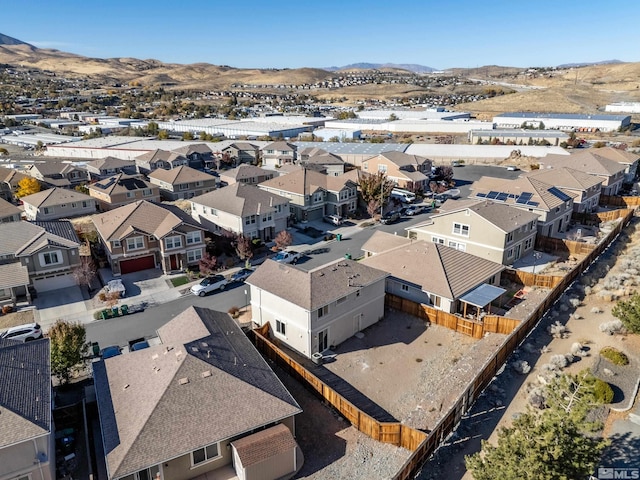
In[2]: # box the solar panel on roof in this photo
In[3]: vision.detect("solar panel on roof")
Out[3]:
[476,193,486,198]
[515,192,533,204]
[547,187,572,202]
[486,191,499,199]
[496,193,508,201]
[526,201,539,207]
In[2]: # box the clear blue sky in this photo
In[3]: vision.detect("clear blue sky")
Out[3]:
[3,0,639,69]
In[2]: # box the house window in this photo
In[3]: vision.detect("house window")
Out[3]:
[187,249,202,262]
[337,295,347,304]
[245,215,256,225]
[43,207,51,214]
[448,240,466,252]
[191,442,220,466]
[276,319,286,336]
[429,294,441,307]
[318,305,329,318]
[555,207,561,213]
[432,236,445,245]
[452,223,469,237]
[401,284,409,292]
[524,238,533,250]
[165,236,182,249]
[179,183,189,190]
[378,164,387,173]
[507,248,514,259]
[126,236,145,251]
[40,251,62,266]
[313,192,323,203]
[61,204,67,208]
[143,189,153,196]
[71,202,77,208]
[82,201,88,208]
[363,163,368,170]
[186,231,201,244]
[566,201,571,209]
[506,232,514,243]
[126,192,135,198]
[112,240,121,248]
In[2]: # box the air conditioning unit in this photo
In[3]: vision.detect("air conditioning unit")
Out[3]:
[311,352,324,365]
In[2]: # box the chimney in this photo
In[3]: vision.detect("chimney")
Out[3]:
[257,202,261,215]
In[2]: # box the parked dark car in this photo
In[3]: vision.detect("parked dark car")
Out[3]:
[380,211,401,224]
[405,205,426,216]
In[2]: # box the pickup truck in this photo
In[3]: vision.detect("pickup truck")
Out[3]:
[273,250,303,264]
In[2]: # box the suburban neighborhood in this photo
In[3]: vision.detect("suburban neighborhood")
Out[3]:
[1,19,640,480]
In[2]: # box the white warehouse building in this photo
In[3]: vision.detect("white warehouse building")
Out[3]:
[324,118,494,134]
[151,118,312,139]
[493,112,631,132]
[605,103,640,114]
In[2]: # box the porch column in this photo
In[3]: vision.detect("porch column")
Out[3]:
[25,284,31,303]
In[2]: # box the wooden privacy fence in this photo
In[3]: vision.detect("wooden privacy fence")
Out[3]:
[535,234,597,256]
[392,207,634,480]
[250,324,427,451]
[502,268,564,289]
[385,294,521,339]
[600,195,640,208]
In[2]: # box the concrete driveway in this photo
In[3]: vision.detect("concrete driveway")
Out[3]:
[98,268,175,300]
[34,286,87,329]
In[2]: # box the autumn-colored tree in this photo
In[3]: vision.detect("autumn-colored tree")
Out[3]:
[274,230,293,251]
[234,235,253,267]
[16,177,41,198]
[367,198,381,218]
[358,171,394,206]
[198,252,218,276]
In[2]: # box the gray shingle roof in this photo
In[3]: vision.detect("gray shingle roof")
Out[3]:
[0,262,30,289]
[0,221,79,256]
[0,338,51,448]
[361,241,504,300]
[361,231,412,255]
[94,307,301,479]
[541,151,627,176]
[220,165,274,182]
[20,187,93,208]
[248,259,388,310]
[32,220,81,243]
[0,197,21,218]
[231,423,297,468]
[470,176,574,211]
[525,167,604,190]
[191,183,288,217]
[148,165,216,184]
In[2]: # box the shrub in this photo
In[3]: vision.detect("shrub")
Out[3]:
[599,319,625,335]
[2,305,13,314]
[228,306,240,318]
[593,379,614,403]
[600,346,629,366]
[98,292,107,302]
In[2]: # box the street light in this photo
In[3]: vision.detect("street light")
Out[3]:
[532,252,542,275]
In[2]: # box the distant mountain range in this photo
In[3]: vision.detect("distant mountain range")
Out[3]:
[556,59,623,68]
[0,33,33,47]
[325,63,438,73]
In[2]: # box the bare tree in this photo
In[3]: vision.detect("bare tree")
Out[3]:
[367,198,381,218]
[274,230,293,251]
[234,235,254,267]
[72,257,97,291]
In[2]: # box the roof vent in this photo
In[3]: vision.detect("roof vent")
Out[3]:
[201,370,212,378]
[123,384,130,390]
[190,346,199,352]
[200,342,209,348]
[178,377,189,385]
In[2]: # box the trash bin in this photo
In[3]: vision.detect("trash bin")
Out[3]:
[336,233,342,242]
[121,304,129,315]
[91,342,100,357]
[112,306,119,317]
[311,352,324,365]
[101,309,110,320]
[344,253,352,260]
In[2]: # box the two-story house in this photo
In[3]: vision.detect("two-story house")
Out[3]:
[219,164,275,186]
[299,147,346,176]
[588,146,640,184]
[524,167,602,213]
[0,337,55,480]
[470,176,575,238]
[88,173,161,211]
[134,149,189,174]
[406,199,539,265]
[93,306,302,480]
[258,169,358,221]
[0,197,21,223]
[249,258,388,358]
[540,150,627,196]
[92,200,207,275]
[261,141,297,168]
[0,166,29,202]
[147,165,217,200]
[0,220,81,301]
[190,183,290,241]
[21,187,97,221]
[361,151,432,191]
[221,142,260,166]
[83,156,138,180]
[172,143,214,169]
[361,238,505,316]
[27,160,89,188]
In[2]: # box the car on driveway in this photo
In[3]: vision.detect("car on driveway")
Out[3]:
[323,214,343,226]
[106,279,126,297]
[380,211,401,224]
[190,274,228,297]
[0,323,43,342]
[230,268,254,283]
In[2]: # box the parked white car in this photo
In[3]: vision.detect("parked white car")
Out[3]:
[273,250,303,264]
[0,323,43,342]
[190,274,228,297]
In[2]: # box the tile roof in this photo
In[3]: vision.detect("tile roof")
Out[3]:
[361,231,412,255]
[258,169,355,195]
[89,173,155,196]
[433,199,540,233]
[148,165,216,184]
[135,149,187,163]
[84,156,136,172]
[0,220,79,256]
[525,167,603,191]
[470,176,574,210]
[541,151,627,176]
[92,200,204,242]
[263,141,297,151]
[20,187,93,208]
[0,338,51,448]
[247,258,388,310]
[0,262,29,289]
[224,142,258,151]
[94,307,301,479]
[369,151,430,167]
[191,183,288,218]
[231,423,297,468]
[304,152,345,166]
[171,143,213,156]
[220,165,274,182]
[0,197,21,218]
[589,146,639,164]
[0,166,28,187]
[361,241,504,300]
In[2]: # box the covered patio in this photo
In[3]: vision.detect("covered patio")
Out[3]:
[458,283,506,320]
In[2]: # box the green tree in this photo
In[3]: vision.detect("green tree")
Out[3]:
[157,129,169,140]
[183,131,194,141]
[16,177,41,198]
[146,121,159,136]
[74,184,89,195]
[612,292,640,333]
[49,320,89,385]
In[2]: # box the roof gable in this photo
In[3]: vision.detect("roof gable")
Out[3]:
[191,183,288,217]
[21,187,93,208]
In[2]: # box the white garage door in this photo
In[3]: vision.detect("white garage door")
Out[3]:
[33,273,77,292]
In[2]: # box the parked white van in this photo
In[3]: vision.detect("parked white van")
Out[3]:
[391,188,416,203]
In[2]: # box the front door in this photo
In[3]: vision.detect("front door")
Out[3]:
[318,328,329,352]
[170,254,178,270]
[353,313,363,332]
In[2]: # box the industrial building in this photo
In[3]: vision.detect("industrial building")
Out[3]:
[304,127,361,141]
[0,133,79,147]
[149,118,313,139]
[468,129,569,146]
[493,112,631,132]
[324,117,493,134]
[605,102,640,114]
[357,108,471,121]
